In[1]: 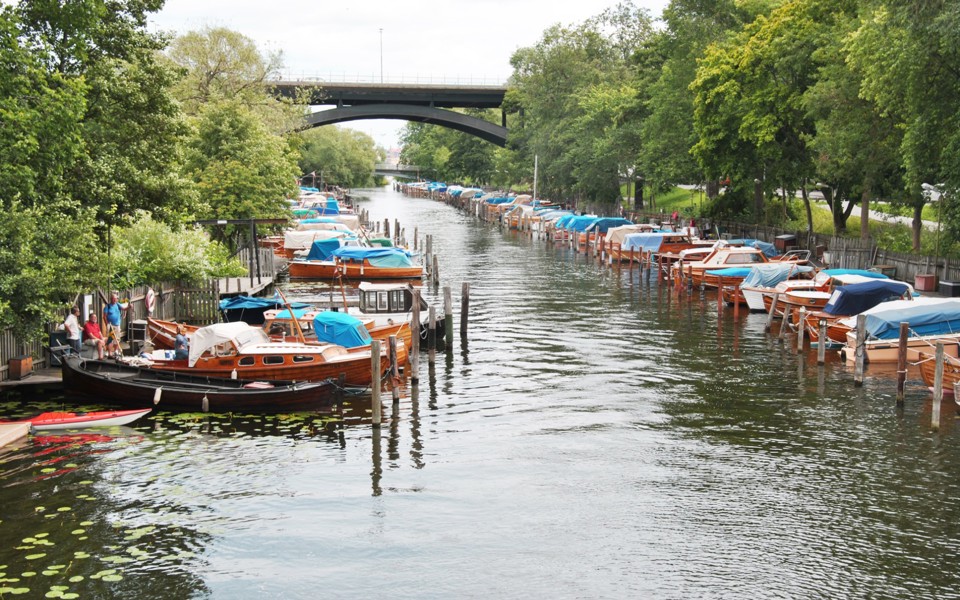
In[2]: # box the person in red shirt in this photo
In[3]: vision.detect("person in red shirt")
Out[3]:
[82,313,108,359]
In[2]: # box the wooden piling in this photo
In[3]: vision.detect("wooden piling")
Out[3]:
[780,306,793,341]
[933,341,944,430]
[817,319,827,365]
[460,282,470,339]
[432,255,440,285]
[854,314,866,387]
[411,289,421,384]
[370,339,382,428]
[443,286,454,342]
[428,306,437,365]
[388,335,400,404]
[413,227,418,251]
[765,293,779,332]
[717,276,724,316]
[797,307,806,349]
[896,322,909,406]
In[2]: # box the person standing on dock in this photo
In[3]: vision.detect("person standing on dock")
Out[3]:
[103,292,125,349]
[63,306,81,354]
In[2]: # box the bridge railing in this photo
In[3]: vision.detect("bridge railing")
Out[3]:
[374,163,421,173]
[271,72,509,86]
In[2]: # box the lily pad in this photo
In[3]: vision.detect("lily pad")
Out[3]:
[24,554,46,561]
[101,574,123,582]
[68,576,83,583]
[56,507,71,512]
[72,553,89,560]
[70,530,85,535]
[21,572,36,578]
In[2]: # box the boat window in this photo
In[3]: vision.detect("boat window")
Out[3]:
[238,356,255,366]
[726,253,762,264]
[292,355,314,363]
[389,290,402,311]
[378,292,389,310]
[263,355,285,365]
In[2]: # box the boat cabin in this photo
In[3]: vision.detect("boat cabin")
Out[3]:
[358,282,428,315]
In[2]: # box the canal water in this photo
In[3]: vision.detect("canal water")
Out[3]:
[2,185,960,599]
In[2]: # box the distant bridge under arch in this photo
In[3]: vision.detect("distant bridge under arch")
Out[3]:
[271,81,509,146]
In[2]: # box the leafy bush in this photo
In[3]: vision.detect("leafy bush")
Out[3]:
[111,212,246,288]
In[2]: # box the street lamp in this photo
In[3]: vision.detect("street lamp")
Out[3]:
[379,28,383,83]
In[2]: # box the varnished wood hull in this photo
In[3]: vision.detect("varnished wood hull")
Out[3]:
[917,351,960,395]
[148,348,390,387]
[61,355,339,412]
[841,333,960,364]
[288,260,423,280]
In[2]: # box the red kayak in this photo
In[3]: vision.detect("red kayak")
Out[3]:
[0,408,151,431]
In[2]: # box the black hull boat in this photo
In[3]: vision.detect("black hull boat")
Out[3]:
[61,355,339,413]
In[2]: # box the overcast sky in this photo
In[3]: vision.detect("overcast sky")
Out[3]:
[149,0,670,148]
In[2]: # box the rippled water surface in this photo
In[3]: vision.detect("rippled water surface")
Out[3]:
[2,186,960,599]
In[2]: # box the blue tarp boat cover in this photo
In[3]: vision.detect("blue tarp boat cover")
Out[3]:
[566,216,601,232]
[554,214,578,229]
[622,233,674,253]
[586,218,632,233]
[270,308,311,320]
[299,217,340,224]
[740,264,815,289]
[862,299,960,339]
[724,239,779,257]
[306,239,344,261]
[823,280,910,316]
[822,269,888,280]
[705,267,754,278]
[332,246,416,268]
[219,295,310,325]
[312,311,372,348]
[485,197,513,205]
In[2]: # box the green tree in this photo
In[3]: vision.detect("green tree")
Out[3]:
[300,126,382,188]
[14,0,196,230]
[185,101,301,239]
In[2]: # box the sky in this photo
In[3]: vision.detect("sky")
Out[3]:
[148,0,671,149]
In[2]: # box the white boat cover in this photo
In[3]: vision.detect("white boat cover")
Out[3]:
[605,224,658,245]
[284,229,351,251]
[295,221,352,232]
[189,322,270,367]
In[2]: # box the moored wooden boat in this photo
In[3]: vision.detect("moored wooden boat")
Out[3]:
[917,351,960,396]
[838,298,960,364]
[289,246,423,280]
[0,407,152,430]
[61,355,339,413]
[145,322,390,387]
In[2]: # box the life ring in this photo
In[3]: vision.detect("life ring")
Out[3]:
[145,287,156,315]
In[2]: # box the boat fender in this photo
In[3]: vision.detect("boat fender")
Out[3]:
[231,368,238,380]
[202,394,209,413]
[153,387,162,405]
[145,287,156,315]
[839,350,847,362]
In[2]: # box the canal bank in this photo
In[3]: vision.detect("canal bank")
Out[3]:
[1,184,960,599]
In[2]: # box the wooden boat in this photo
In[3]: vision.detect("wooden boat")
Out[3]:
[144,322,390,387]
[0,407,152,430]
[801,280,912,344]
[263,307,413,351]
[289,246,423,280]
[917,351,960,396]
[838,298,960,364]
[61,355,339,413]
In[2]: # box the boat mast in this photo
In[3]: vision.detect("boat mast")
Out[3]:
[276,288,308,345]
[533,154,538,203]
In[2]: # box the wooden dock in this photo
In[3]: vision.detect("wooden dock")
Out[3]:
[0,367,63,389]
[0,422,30,448]
[217,275,274,297]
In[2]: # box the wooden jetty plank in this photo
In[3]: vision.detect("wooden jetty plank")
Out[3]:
[0,423,30,448]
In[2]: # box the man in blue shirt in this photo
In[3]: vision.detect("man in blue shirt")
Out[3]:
[103,292,125,355]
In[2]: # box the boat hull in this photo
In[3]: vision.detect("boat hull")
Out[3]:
[61,356,340,413]
[289,260,423,280]
[0,408,152,430]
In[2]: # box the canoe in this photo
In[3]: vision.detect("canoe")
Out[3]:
[61,355,340,413]
[0,408,151,430]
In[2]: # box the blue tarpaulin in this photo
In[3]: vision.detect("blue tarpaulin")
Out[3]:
[219,295,310,325]
[740,264,815,289]
[585,218,632,233]
[306,239,344,261]
[313,311,372,348]
[705,267,754,278]
[622,233,672,253]
[565,216,601,232]
[823,280,910,316]
[861,299,960,339]
[332,246,417,268]
[822,269,889,280]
